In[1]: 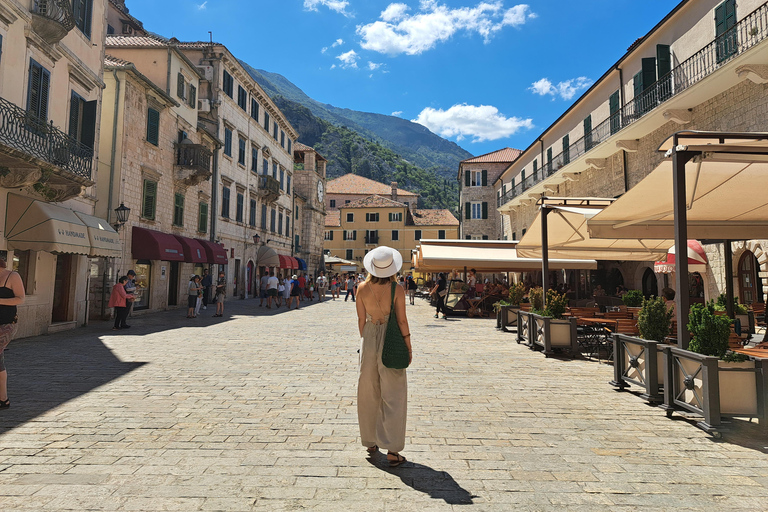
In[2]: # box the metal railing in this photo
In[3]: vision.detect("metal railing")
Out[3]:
[257,174,280,197]
[498,2,768,208]
[32,0,76,31]
[175,143,212,175]
[0,96,93,181]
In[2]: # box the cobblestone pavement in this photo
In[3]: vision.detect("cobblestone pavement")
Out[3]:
[1,295,768,511]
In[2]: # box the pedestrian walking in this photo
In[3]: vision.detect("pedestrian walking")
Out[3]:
[289,274,301,309]
[214,271,226,317]
[259,270,269,307]
[298,273,306,302]
[407,274,417,305]
[306,277,314,301]
[282,276,291,307]
[277,279,285,307]
[356,246,411,467]
[430,272,449,319]
[266,271,279,308]
[0,258,25,410]
[187,275,202,318]
[109,276,134,330]
[316,271,327,302]
[124,269,137,316]
[201,268,212,310]
[345,274,356,302]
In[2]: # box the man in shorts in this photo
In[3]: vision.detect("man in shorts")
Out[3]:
[259,270,270,307]
[214,271,226,317]
[266,271,279,308]
[316,271,327,302]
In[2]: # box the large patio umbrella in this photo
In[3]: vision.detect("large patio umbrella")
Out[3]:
[587,130,768,347]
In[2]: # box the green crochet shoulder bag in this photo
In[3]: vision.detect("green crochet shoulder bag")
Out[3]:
[382,282,410,369]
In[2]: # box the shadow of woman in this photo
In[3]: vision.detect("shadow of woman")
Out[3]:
[366,454,476,505]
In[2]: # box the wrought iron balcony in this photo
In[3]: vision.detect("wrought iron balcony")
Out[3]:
[31,0,76,44]
[174,142,212,185]
[257,174,280,203]
[365,235,379,245]
[0,96,93,183]
[498,1,768,209]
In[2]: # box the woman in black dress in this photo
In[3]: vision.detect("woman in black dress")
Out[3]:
[0,258,26,409]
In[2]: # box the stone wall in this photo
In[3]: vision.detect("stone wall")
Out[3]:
[460,161,511,239]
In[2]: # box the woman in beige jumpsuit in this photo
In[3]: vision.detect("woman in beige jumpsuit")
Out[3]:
[356,246,412,467]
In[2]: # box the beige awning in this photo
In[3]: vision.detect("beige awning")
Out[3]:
[414,240,596,273]
[325,255,358,266]
[588,153,768,240]
[516,204,673,261]
[74,211,121,258]
[5,193,91,255]
[256,245,280,267]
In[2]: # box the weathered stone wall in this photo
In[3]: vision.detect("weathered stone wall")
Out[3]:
[459,161,510,240]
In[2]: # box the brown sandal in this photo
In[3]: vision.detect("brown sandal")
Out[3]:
[387,452,406,467]
[366,445,378,454]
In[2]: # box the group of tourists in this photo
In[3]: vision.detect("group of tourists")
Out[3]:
[257,270,331,309]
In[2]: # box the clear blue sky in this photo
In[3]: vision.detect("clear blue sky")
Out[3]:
[127,0,680,158]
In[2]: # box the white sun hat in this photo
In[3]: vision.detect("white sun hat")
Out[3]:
[363,246,403,278]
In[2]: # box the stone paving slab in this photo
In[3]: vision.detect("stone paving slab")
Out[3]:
[0,295,767,510]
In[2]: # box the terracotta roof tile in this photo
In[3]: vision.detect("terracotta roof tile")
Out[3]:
[176,41,223,49]
[104,54,133,67]
[325,210,340,227]
[342,195,408,209]
[461,147,522,164]
[410,209,459,226]
[106,35,168,47]
[326,174,418,197]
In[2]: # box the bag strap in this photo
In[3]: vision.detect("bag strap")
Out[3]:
[389,282,397,320]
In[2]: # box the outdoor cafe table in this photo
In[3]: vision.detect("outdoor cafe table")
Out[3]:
[731,347,768,359]
[576,317,618,362]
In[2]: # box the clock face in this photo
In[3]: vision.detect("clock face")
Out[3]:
[317,180,324,202]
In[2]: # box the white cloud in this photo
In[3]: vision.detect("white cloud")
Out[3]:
[368,61,383,70]
[412,104,533,142]
[392,111,404,116]
[336,50,360,68]
[357,1,536,56]
[321,38,345,54]
[304,0,351,16]
[529,76,593,100]
[196,1,207,10]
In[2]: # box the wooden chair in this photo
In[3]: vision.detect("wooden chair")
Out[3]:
[752,303,766,327]
[568,307,600,318]
[603,311,633,320]
[614,318,639,336]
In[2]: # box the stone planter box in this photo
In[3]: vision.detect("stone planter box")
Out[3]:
[660,345,768,435]
[529,313,579,357]
[516,310,534,346]
[610,334,665,403]
[497,305,521,332]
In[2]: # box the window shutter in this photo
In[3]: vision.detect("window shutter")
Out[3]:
[198,203,208,233]
[609,90,620,134]
[81,100,97,149]
[481,169,487,186]
[177,72,185,98]
[546,148,552,164]
[465,202,471,220]
[562,135,570,164]
[482,235,489,240]
[189,85,196,107]
[329,230,333,241]
[69,92,81,140]
[656,44,671,78]
[0,34,3,67]
[633,70,643,99]
[641,57,656,91]
[482,202,488,220]
[146,108,160,145]
[142,180,157,220]
[352,230,357,240]
[285,217,289,234]
[583,115,592,149]
[465,171,471,187]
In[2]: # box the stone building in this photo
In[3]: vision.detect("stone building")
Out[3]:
[93,35,218,317]
[326,174,419,210]
[457,148,521,240]
[293,142,327,275]
[178,41,298,299]
[324,194,459,267]
[0,0,112,337]
[496,0,768,304]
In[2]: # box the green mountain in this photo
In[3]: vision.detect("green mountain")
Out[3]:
[275,98,458,210]
[239,61,472,178]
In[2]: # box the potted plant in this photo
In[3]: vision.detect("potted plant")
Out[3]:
[622,290,644,318]
[529,289,578,357]
[714,294,753,335]
[638,296,674,343]
[659,302,764,435]
[498,282,525,331]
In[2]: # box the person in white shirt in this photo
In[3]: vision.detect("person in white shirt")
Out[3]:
[266,271,279,309]
[316,271,328,302]
[259,271,270,307]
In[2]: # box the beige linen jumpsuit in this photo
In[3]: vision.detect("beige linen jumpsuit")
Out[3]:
[357,290,408,453]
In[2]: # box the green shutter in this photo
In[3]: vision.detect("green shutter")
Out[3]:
[562,135,570,164]
[583,115,592,150]
[465,202,471,220]
[633,71,643,99]
[609,90,620,134]
[173,193,184,226]
[146,108,159,145]
[177,72,185,98]
[482,202,488,220]
[547,148,553,164]
[641,58,656,90]
[656,44,671,78]
[69,91,81,140]
[465,170,471,187]
[198,203,208,233]
[715,0,737,62]
[142,180,157,220]
[481,169,487,186]
[329,230,333,241]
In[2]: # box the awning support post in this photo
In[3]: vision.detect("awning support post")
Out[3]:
[541,204,550,308]
[673,147,696,349]
[724,240,735,318]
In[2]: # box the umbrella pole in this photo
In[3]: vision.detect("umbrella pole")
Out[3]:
[724,240,735,318]
[541,205,550,308]
[673,147,695,349]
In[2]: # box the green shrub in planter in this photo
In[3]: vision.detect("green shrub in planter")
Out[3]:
[715,293,748,315]
[687,302,732,359]
[508,282,525,306]
[543,289,569,319]
[528,287,544,314]
[638,296,674,342]
[622,290,644,308]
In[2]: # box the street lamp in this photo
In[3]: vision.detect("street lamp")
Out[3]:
[113,203,131,231]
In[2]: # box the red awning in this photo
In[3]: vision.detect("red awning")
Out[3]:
[289,257,300,269]
[197,239,228,265]
[278,255,292,268]
[132,226,185,262]
[174,236,207,263]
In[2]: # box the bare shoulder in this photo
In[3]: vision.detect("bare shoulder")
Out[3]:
[357,281,368,294]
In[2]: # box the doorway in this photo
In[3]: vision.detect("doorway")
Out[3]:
[642,267,658,298]
[52,254,72,323]
[169,261,179,306]
[739,251,763,304]
[246,261,254,297]
[234,259,241,297]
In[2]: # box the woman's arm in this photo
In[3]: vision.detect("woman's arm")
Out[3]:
[356,282,367,336]
[0,272,26,306]
[394,286,411,362]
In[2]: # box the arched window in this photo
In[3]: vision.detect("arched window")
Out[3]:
[642,267,658,298]
[739,251,763,304]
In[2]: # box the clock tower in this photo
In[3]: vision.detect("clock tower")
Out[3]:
[292,143,328,275]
